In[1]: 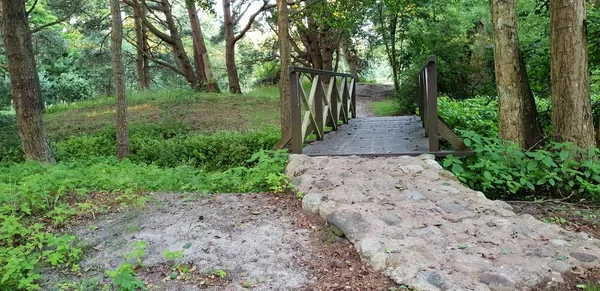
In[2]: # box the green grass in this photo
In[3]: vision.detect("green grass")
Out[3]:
[371,99,403,116]
[43,88,281,140]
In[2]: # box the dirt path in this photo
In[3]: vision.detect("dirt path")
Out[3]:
[45,193,397,290]
[354,83,395,117]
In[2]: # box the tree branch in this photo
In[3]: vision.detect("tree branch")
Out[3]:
[27,0,39,15]
[139,0,175,45]
[124,35,183,75]
[233,1,276,43]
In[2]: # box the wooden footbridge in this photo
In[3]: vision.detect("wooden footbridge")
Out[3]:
[277,56,471,157]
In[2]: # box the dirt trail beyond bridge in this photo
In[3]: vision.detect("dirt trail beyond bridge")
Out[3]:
[287,154,600,290]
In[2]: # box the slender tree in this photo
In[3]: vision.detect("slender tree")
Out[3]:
[186,0,220,92]
[132,0,151,90]
[489,0,544,149]
[110,0,130,159]
[550,0,596,148]
[223,0,276,94]
[278,0,291,139]
[0,0,55,163]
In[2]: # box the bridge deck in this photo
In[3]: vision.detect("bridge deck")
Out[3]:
[303,116,434,156]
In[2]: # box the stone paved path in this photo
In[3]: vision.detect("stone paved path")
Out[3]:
[286,154,600,291]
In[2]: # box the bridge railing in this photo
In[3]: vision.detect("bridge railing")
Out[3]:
[288,66,357,154]
[417,56,470,153]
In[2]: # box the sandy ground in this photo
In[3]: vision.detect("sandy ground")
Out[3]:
[354,83,395,117]
[43,193,396,290]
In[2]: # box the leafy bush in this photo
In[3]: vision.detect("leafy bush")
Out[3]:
[50,72,93,103]
[437,96,499,137]
[443,131,600,200]
[0,114,23,163]
[253,61,280,86]
[53,128,280,171]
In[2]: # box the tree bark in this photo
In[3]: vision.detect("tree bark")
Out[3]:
[223,0,242,94]
[341,35,359,78]
[111,0,130,160]
[133,0,150,90]
[278,0,291,139]
[490,0,544,149]
[550,0,596,148]
[186,0,220,93]
[0,0,55,163]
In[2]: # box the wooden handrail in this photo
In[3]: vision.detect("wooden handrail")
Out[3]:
[417,55,439,152]
[417,55,470,153]
[288,66,357,153]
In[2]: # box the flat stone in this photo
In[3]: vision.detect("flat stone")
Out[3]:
[434,186,461,195]
[494,200,514,211]
[570,252,598,263]
[426,271,448,289]
[314,179,334,190]
[578,232,590,241]
[486,219,511,227]
[399,165,425,173]
[359,237,387,270]
[403,190,427,201]
[439,202,467,213]
[438,170,459,181]
[408,226,441,237]
[381,211,402,226]
[327,209,370,242]
[478,272,515,291]
[418,154,436,161]
[550,239,573,247]
[549,261,572,273]
[302,193,324,214]
[423,159,443,170]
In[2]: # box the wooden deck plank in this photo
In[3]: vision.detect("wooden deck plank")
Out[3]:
[303,116,432,156]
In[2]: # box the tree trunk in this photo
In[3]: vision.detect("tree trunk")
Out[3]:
[278,0,291,139]
[133,0,150,90]
[341,36,359,78]
[0,0,55,163]
[160,0,198,90]
[223,0,242,94]
[111,0,130,160]
[490,0,544,149]
[550,0,596,148]
[186,0,220,93]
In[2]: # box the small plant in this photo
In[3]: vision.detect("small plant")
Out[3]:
[162,249,184,261]
[106,241,148,291]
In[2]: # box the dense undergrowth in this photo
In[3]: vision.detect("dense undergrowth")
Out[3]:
[437,96,600,201]
[0,88,289,290]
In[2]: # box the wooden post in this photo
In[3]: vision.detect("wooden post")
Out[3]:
[341,77,349,123]
[314,76,324,140]
[290,71,303,153]
[351,76,357,118]
[426,61,439,152]
[330,77,339,128]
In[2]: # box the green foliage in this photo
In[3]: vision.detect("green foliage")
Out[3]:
[371,99,404,116]
[0,114,23,163]
[443,132,600,200]
[53,128,280,171]
[437,96,498,137]
[50,72,93,103]
[106,241,147,291]
[253,61,280,86]
[0,217,82,290]
[162,249,184,261]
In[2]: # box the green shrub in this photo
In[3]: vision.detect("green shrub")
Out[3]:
[437,96,499,137]
[253,61,280,86]
[0,114,23,163]
[50,72,93,103]
[53,128,280,171]
[443,131,600,200]
[371,99,403,116]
